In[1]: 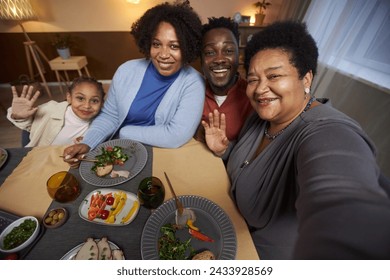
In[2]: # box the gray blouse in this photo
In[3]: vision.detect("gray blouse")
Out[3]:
[226,99,390,259]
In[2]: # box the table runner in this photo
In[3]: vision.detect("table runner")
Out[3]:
[153,139,260,260]
[0,146,70,218]
[25,145,153,260]
[0,148,31,186]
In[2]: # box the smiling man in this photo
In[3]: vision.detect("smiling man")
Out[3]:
[194,17,253,143]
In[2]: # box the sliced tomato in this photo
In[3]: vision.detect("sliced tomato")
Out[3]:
[114,159,124,166]
[99,210,110,220]
[106,196,115,205]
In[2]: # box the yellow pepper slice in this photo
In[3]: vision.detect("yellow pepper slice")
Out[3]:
[105,191,127,224]
[186,219,199,231]
[111,193,127,216]
[121,200,139,223]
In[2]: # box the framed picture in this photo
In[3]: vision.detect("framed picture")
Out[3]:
[240,15,251,26]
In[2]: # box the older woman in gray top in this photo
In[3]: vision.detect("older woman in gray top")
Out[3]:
[202,21,390,259]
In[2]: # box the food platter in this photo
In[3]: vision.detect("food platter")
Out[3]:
[60,239,124,260]
[78,188,140,226]
[79,139,148,187]
[0,148,8,169]
[141,195,237,260]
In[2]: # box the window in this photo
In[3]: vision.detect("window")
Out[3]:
[304,0,390,89]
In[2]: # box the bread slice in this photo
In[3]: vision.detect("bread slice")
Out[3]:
[75,238,98,260]
[192,250,215,260]
[112,249,125,260]
[97,237,112,260]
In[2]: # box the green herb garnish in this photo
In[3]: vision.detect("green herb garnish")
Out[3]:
[3,219,37,250]
[158,224,195,260]
[91,146,129,172]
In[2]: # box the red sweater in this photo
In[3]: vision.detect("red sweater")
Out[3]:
[196,77,253,141]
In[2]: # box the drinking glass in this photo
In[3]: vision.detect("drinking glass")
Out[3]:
[137,176,165,209]
[47,171,80,203]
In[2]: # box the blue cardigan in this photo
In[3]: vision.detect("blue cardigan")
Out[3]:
[83,59,205,149]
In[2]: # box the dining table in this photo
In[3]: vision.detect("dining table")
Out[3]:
[0,139,259,260]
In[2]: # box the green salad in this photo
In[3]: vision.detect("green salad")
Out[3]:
[91,146,129,171]
[158,224,195,260]
[3,219,37,250]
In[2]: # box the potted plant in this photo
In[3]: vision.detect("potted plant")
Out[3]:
[51,33,72,59]
[254,0,271,26]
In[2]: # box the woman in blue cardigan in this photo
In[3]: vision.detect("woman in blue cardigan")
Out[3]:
[63,2,205,163]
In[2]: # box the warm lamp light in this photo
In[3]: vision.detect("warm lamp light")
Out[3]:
[250,15,255,25]
[126,0,140,4]
[0,0,36,20]
[0,0,52,98]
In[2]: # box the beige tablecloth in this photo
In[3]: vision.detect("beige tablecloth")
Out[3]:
[0,145,69,218]
[153,139,259,260]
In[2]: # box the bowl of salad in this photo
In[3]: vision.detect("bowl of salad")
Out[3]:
[0,216,40,253]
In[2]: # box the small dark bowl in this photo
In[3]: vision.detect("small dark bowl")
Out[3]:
[42,208,68,229]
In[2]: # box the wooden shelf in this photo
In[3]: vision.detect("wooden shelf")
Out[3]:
[238,26,264,77]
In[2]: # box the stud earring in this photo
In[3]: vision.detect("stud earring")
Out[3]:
[305,88,310,94]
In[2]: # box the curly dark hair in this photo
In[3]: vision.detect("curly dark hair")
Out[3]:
[202,17,240,44]
[244,21,318,79]
[68,76,105,98]
[130,1,202,64]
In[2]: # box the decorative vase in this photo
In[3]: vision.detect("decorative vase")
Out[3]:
[255,13,265,26]
[57,48,71,60]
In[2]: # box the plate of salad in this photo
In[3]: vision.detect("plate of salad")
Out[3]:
[140,195,237,260]
[79,139,148,187]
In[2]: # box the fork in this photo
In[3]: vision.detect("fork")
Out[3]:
[59,156,98,163]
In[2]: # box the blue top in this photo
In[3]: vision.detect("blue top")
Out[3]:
[123,63,180,126]
[82,58,205,148]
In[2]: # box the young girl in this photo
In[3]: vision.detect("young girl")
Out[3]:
[7,76,104,147]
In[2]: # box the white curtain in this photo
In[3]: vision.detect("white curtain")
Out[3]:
[276,0,311,22]
[304,0,390,91]
[303,0,390,177]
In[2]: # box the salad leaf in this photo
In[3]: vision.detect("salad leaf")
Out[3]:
[91,146,129,171]
[158,224,195,260]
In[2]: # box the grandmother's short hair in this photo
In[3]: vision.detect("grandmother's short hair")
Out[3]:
[244,21,318,79]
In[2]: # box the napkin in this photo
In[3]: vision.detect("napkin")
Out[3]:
[0,145,69,219]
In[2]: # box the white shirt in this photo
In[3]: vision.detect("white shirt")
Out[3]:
[51,106,90,145]
[214,94,228,107]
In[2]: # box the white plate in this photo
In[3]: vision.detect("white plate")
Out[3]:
[0,148,8,169]
[60,239,124,260]
[78,188,140,226]
[79,139,148,187]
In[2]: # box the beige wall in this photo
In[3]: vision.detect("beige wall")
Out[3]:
[0,0,282,83]
[0,0,282,33]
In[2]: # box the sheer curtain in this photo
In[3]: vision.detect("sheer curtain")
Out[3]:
[303,0,390,177]
[305,0,390,91]
[276,0,311,22]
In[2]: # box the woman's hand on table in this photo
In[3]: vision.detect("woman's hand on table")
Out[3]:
[63,144,91,168]
[202,109,229,157]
